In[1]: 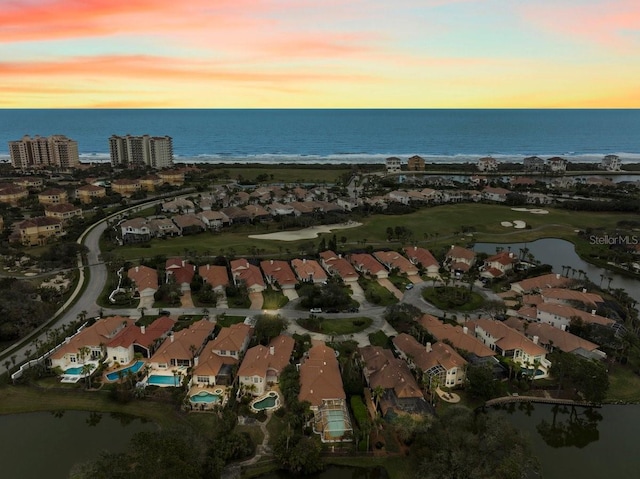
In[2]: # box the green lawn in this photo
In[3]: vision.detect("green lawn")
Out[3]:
[215,315,248,328]
[606,365,640,403]
[422,286,485,311]
[358,278,398,306]
[296,316,373,335]
[262,289,289,309]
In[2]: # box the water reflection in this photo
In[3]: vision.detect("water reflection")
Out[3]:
[260,465,389,479]
[535,405,602,449]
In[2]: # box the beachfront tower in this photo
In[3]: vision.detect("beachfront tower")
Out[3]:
[109,134,173,170]
[9,134,80,170]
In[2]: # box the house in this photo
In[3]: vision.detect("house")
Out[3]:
[260,260,297,290]
[535,303,616,330]
[0,185,28,206]
[407,155,425,171]
[11,216,63,246]
[198,210,231,230]
[120,217,151,243]
[509,177,536,187]
[147,218,180,238]
[49,316,135,371]
[540,288,604,309]
[38,188,68,205]
[467,318,550,378]
[244,204,270,222]
[191,351,237,387]
[127,265,158,299]
[162,198,194,214]
[482,186,511,203]
[385,157,402,174]
[387,190,410,205]
[546,157,567,173]
[208,323,254,360]
[44,203,83,223]
[349,253,388,279]
[75,184,106,204]
[230,259,266,293]
[477,157,498,172]
[359,345,427,416]
[373,251,419,277]
[444,245,476,273]
[299,342,353,442]
[600,154,621,172]
[503,317,606,361]
[158,170,185,186]
[288,259,326,284]
[403,246,439,277]
[111,179,141,197]
[199,264,230,292]
[481,251,518,279]
[139,174,161,191]
[511,273,573,294]
[165,258,195,292]
[268,202,296,217]
[172,214,206,235]
[238,335,295,396]
[392,334,467,388]
[417,315,496,362]
[319,250,359,283]
[106,316,176,366]
[148,319,216,370]
[221,206,250,223]
[523,156,545,172]
[15,177,44,189]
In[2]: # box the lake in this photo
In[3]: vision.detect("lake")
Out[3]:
[0,411,155,479]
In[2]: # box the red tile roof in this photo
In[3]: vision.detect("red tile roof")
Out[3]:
[299,342,345,407]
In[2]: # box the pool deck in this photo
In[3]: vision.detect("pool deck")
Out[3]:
[188,385,229,410]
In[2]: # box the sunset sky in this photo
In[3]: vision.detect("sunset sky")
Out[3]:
[2,0,639,108]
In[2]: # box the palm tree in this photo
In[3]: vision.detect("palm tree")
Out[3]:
[81,363,93,389]
[372,385,385,414]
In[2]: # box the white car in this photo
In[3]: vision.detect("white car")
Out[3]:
[309,308,322,314]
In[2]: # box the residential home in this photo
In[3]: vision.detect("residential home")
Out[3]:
[244,204,270,222]
[0,185,28,206]
[140,174,161,191]
[111,179,141,197]
[444,245,476,273]
[230,191,251,206]
[15,177,44,189]
[172,214,206,235]
[199,264,230,292]
[359,345,427,416]
[106,316,176,366]
[198,210,231,230]
[600,154,621,171]
[586,177,614,187]
[230,259,266,293]
[511,273,573,295]
[535,303,616,330]
[291,258,328,284]
[158,170,185,186]
[480,251,518,279]
[11,216,63,246]
[319,250,359,283]
[127,265,159,299]
[467,318,551,377]
[546,157,567,173]
[120,217,151,244]
[385,157,402,173]
[349,253,388,279]
[268,202,296,217]
[509,177,536,187]
[191,351,237,387]
[260,260,298,290]
[165,258,196,292]
[289,201,315,216]
[403,246,439,277]
[407,155,426,171]
[540,288,604,310]
[149,319,216,370]
[373,250,419,277]
[524,192,552,205]
[387,190,410,205]
[503,317,606,361]
[477,157,498,172]
[49,316,135,371]
[147,217,180,238]
[44,203,83,223]
[238,335,295,396]
[208,323,254,360]
[221,206,251,223]
[482,186,511,203]
[162,198,194,214]
[523,156,545,172]
[75,184,106,204]
[38,188,68,205]
[299,342,353,442]
[392,334,467,388]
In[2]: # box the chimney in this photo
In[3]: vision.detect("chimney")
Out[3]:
[556,273,560,279]
[426,342,432,353]
[270,346,275,355]
[463,326,468,335]
[270,259,274,264]
[193,356,199,366]
[135,266,139,272]
[207,264,210,270]
[170,334,174,343]
[582,288,587,293]
[561,324,567,331]
[533,335,539,345]
[141,325,146,334]
[591,309,596,315]
[509,252,514,258]
[303,258,307,263]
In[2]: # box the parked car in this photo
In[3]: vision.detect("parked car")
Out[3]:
[159,309,170,316]
[310,308,322,314]
[405,283,414,290]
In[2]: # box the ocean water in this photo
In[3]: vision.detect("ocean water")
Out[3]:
[1,109,639,165]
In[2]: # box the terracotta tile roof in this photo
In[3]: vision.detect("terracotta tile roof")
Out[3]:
[482,186,511,196]
[165,259,195,285]
[486,251,518,266]
[238,335,295,378]
[522,295,544,306]
[172,214,205,230]
[319,250,358,281]
[120,217,148,230]
[39,188,66,196]
[45,203,81,213]
[446,245,476,261]
[199,264,229,288]
[260,260,297,287]
[467,318,546,356]
[393,333,467,371]
[230,259,265,288]
[541,288,604,308]
[127,265,158,292]
[511,273,574,293]
[107,316,176,349]
[403,246,439,269]
[51,316,134,360]
[244,204,270,217]
[503,317,601,354]
[536,303,615,327]
[373,251,419,274]
[291,258,328,282]
[18,216,62,228]
[450,261,471,272]
[349,253,386,275]
[359,346,423,399]
[299,343,345,407]
[417,315,495,358]
[150,320,216,365]
[193,352,237,377]
[209,323,253,354]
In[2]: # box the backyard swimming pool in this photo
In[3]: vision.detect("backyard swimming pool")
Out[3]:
[190,391,221,404]
[251,391,279,411]
[64,363,95,375]
[148,375,181,386]
[106,361,145,381]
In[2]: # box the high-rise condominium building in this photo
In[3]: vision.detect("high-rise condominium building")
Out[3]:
[109,135,173,169]
[9,135,80,169]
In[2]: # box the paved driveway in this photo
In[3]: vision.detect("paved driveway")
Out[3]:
[249,292,264,309]
[377,278,404,300]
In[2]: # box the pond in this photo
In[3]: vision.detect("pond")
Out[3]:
[473,238,640,303]
[0,411,155,479]
[495,403,640,479]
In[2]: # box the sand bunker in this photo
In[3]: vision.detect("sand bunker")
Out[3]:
[501,221,513,227]
[249,221,362,242]
[529,209,549,214]
[510,207,549,214]
[513,220,527,229]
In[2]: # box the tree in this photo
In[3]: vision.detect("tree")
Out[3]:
[466,364,502,401]
[274,434,323,475]
[254,314,288,345]
[372,385,385,413]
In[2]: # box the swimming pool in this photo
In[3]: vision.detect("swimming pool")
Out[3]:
[147,375,181,387]
[106,361,145,381]
[251,391,279,411]
[326,409,347,438]
[64,364,94,375]
[190,391,221,404]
